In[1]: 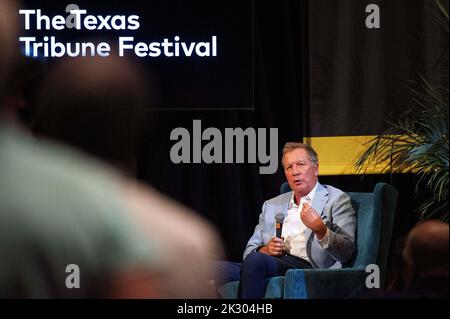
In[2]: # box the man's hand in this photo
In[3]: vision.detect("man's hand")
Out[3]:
[301,203,327,240]
[259,237,286,256]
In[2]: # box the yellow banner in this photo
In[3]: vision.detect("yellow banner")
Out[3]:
[303,136,389,175]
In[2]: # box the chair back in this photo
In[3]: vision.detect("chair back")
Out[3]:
[280,182,398,284]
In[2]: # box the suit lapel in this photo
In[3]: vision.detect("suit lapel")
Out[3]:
[281,192,292,217]
[306,183,329,265]
[312,183,329,218]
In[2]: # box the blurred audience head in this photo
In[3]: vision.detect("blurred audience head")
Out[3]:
[33,55,148,176]
[2,55,47,125]
[402,220,449,285]
[0,0,19,98]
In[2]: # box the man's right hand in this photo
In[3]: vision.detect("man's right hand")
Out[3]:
[259,237,285,256]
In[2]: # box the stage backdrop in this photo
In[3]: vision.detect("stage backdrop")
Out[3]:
[140,0,448,260]
[18,0,448,260]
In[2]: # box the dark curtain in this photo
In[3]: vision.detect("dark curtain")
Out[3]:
[137,0,307,261]
[306,0,448,137]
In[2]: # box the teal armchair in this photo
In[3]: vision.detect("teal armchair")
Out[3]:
[218,182,398,299]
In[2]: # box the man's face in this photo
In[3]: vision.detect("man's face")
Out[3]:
[283,148,318,198]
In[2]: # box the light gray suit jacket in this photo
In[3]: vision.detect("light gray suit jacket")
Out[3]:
[243,183,356,269]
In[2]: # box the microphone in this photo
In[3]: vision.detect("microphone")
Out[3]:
[275,213,285,238]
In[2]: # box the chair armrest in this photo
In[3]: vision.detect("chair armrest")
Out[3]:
[284,268,370,299]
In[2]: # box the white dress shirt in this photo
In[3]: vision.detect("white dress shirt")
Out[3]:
[282,183,330,261]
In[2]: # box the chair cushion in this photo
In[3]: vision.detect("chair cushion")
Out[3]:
[284,268,369,299]
[265,276,284,298]
[218,276,285,299]
[218,281,239,299]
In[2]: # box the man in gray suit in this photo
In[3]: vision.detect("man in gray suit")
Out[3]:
[219,142,356,298]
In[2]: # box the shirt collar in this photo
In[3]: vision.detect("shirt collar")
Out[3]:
[289,182,318,208]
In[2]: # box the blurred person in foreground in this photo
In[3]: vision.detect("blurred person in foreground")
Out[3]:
[1,55,47,128]
[0,0,222,298]
[400,220,448,299]
[366,219,448,299]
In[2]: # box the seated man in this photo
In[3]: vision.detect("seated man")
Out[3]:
[217,142,356,298]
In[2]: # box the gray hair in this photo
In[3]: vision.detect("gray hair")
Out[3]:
[282,142,318,165]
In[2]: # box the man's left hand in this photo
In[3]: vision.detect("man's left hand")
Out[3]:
[301,203,327,240]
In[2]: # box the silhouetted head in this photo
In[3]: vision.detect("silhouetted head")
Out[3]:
[33,55,150,175]
[402,220,449,284]
[2,55,47,125]
[0,0,19,100]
